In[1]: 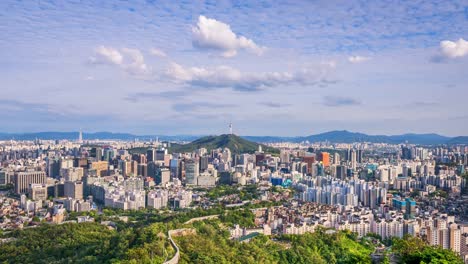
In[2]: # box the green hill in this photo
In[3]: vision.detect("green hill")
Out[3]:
[169,134,279,154]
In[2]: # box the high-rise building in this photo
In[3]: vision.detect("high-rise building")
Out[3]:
[30,184,47,201]
[303,155,316,174]
[156,149,167,161]
[90,161,108,177]
[0,170,13,185]
[319,152,330,167]
[137,163,148,177]
[350,149,357,170]
[170,159,180,180]
[121,160,131,177]
[185,159,199,185]
[91,147,103,161]
[64,181,84,200]
[78,129,83,143]
[335,165,347,180]
[74,157,88,168]
[61,167,84,182]
[333,153,341,165]
[280,150,290,163]
[103,148,115,162]
[199,156,209,172]
[147,189,168,209]
[255,153,266,167]
[14,171,46,194]
[405,197,416,219]
[146,148,156,162]
[155,168,170,185]
[47,158,61,179]
[60,159,74,170]
[401,146,412,160]
[357,149,363,163]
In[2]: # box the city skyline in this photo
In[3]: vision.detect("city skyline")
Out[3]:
[1,1,468,136]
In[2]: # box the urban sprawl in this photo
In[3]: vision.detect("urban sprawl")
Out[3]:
[1,133,467,262]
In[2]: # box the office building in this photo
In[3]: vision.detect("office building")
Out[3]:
[185,158,199,185]
[64,181,84,200]
[30,184,47,201]
[14,171,46,194]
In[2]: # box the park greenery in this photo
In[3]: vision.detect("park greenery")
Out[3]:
[0,212,464,264]
[0,200,463,264]
[0,222,173,264]
[392,235,463,264]
[203,184,260,201]
[176,221,375,264]
[169,134,280,154]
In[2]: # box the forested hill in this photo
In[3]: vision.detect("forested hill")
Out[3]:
[169,134,279,154]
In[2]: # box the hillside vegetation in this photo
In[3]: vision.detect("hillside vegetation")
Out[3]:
[0,216,463,264]
[170,134,279,154]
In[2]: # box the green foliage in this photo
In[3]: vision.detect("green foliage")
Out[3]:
[205,184,260,201]
[219,209,255,227]
[392,235,463,264]
[0,208,463,264]
[169,134,279,154]
[429,190,448,199]
[0,184,13,191]
[0,223,120,263]
[177,222,282,264]
[0,222,174,264]
[410,190,420,198]
[177,222,374,264]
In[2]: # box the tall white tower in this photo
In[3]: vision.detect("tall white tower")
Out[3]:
[229,122,233,135]
[78,128,83,143]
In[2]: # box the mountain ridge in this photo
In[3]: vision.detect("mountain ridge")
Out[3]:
[169,134,279,154]
[0,130,466,145]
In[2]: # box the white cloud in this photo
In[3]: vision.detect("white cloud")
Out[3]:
[192,15,265,57]
[121,48,149,75]
[440,38,468,58]
[91,46,123,65]
[149,48,167,57]
[90,46,149,75]
[165,62,334,91]
[348,55,371,63]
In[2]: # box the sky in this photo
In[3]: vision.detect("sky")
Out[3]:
[0,0,468,137]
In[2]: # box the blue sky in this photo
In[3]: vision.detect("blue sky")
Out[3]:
[1,0,467,136]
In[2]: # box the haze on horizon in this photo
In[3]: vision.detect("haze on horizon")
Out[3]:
[1,0,467,137]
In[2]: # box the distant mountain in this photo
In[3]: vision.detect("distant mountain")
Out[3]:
[0,132,198,142]
[169,134,279,154]
[447,136,468,145]
[300,130,451,145]
[0,130,466,145]
[243,136,298,143]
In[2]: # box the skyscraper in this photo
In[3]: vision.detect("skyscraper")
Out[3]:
[319,152,330,167]
[350,149,357,170]
[185,158,199,185]
[64,181,84,200]
[78,129,83,143]
[147,148,156,162]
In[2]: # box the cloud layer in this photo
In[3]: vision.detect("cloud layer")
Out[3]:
[165,62,335,91]
[90,46,149,75]
[323,96,361,107]
[192,15,265,57]
[1,1,468,136]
